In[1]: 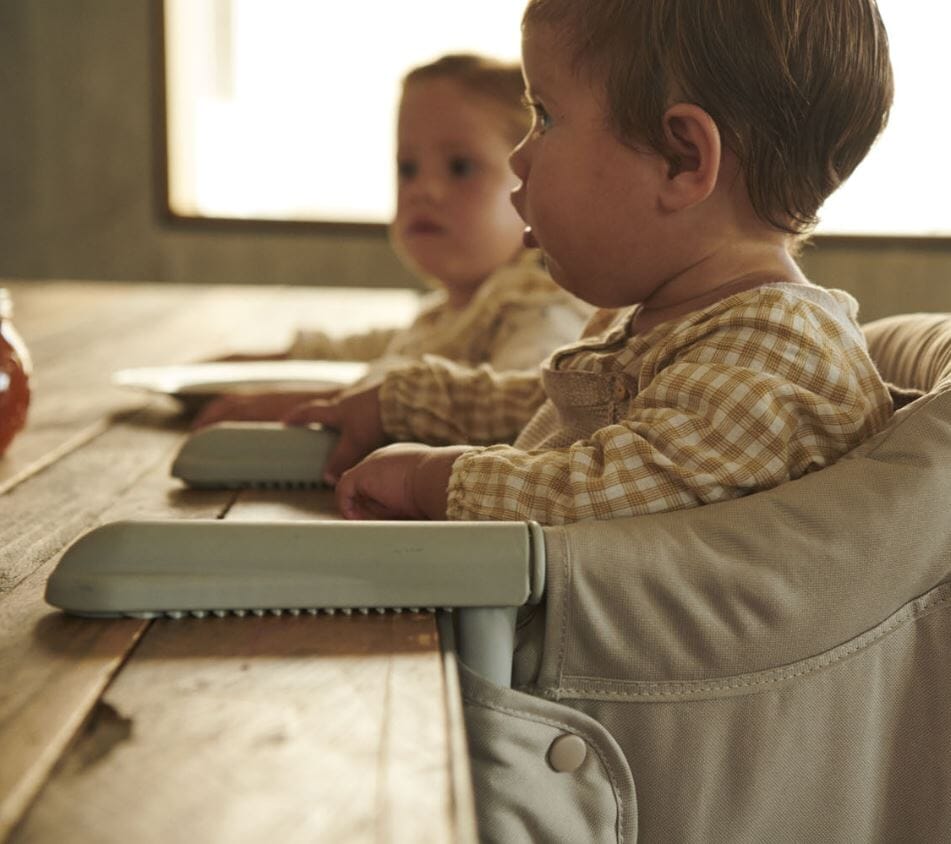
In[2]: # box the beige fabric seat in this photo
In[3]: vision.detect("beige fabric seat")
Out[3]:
[461,313,951,843]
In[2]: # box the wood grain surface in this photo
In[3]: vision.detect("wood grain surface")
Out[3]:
[0,281,474,842]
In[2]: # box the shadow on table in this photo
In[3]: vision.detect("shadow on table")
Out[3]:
[33,607,440,660]
[109,400,192,431]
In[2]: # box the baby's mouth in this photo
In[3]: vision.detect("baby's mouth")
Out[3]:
[407,218,445,236]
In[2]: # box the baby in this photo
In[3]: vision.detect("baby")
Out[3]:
[290,0,896,525]
[195,53,591,427]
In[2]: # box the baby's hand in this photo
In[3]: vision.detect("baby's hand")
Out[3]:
[335,443,470,520]
[191,390,339,429]
[282,384,387,484]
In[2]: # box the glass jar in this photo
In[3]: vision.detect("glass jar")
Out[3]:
[0,288,32,456]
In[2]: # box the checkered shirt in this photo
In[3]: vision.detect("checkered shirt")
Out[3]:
[380,283,893,524]
[288,250,591,376]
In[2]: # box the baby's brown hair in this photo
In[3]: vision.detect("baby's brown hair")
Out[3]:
[523,0,894,234]
[403,53,530,149]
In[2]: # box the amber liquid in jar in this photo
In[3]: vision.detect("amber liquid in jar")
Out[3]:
[0,289,31,455]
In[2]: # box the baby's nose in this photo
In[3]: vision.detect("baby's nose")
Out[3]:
[508,138,529,181]
[408,169,446,202]
[510,181,526,219]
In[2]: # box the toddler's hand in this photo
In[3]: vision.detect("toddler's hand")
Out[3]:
[335,443,470,520]
[282,384,386,484]
[191,390,339,429]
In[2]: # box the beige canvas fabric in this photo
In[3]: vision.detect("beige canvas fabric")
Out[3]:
[865,311,951,392]
[462,312,951,842]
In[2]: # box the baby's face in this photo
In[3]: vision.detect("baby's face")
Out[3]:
[391,78,525,299]
[511,22,674,309]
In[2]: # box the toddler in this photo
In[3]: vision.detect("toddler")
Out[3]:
[195,53,591,427]
[289,0,896,525]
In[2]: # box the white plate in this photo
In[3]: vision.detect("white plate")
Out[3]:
[112,360,369,400]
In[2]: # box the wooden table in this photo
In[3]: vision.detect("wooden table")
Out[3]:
[0,280,477,842]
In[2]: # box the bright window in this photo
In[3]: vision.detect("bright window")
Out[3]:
[163,0,949,235]
[164,0,521,224]
[817,1,950,235]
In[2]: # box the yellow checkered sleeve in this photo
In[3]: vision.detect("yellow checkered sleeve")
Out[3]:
[289,326,399,361]
[379,355,547,445]
[444,288,893,524]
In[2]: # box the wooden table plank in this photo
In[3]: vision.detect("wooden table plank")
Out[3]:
[0,411,232,838]
[0,576,146,839]
[0,281,419,494]
[6,491,476,842]
[227,486,339,521]
[9,613,465,844]
[0,408,220,595]
[0,281,474,843]
[0,281,216,494]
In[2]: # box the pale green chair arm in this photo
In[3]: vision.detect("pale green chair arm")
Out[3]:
[46,519,546,687]
[172,423,339,488]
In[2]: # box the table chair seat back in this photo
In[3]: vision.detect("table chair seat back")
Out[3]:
[462,312,951,843]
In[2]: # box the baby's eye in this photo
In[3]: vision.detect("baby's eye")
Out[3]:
[531,101,552,133]
[448,156,476,178]
[522,94,552,134]
[397,159,417,180]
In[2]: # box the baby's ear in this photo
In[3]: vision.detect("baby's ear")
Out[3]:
[658,103,721,212]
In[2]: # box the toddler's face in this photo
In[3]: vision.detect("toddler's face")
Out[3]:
[510,23,672,309]
[391,78,525,299]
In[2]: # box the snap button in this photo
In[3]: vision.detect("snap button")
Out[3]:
[612,380,628,401]
[548,734,587,773]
